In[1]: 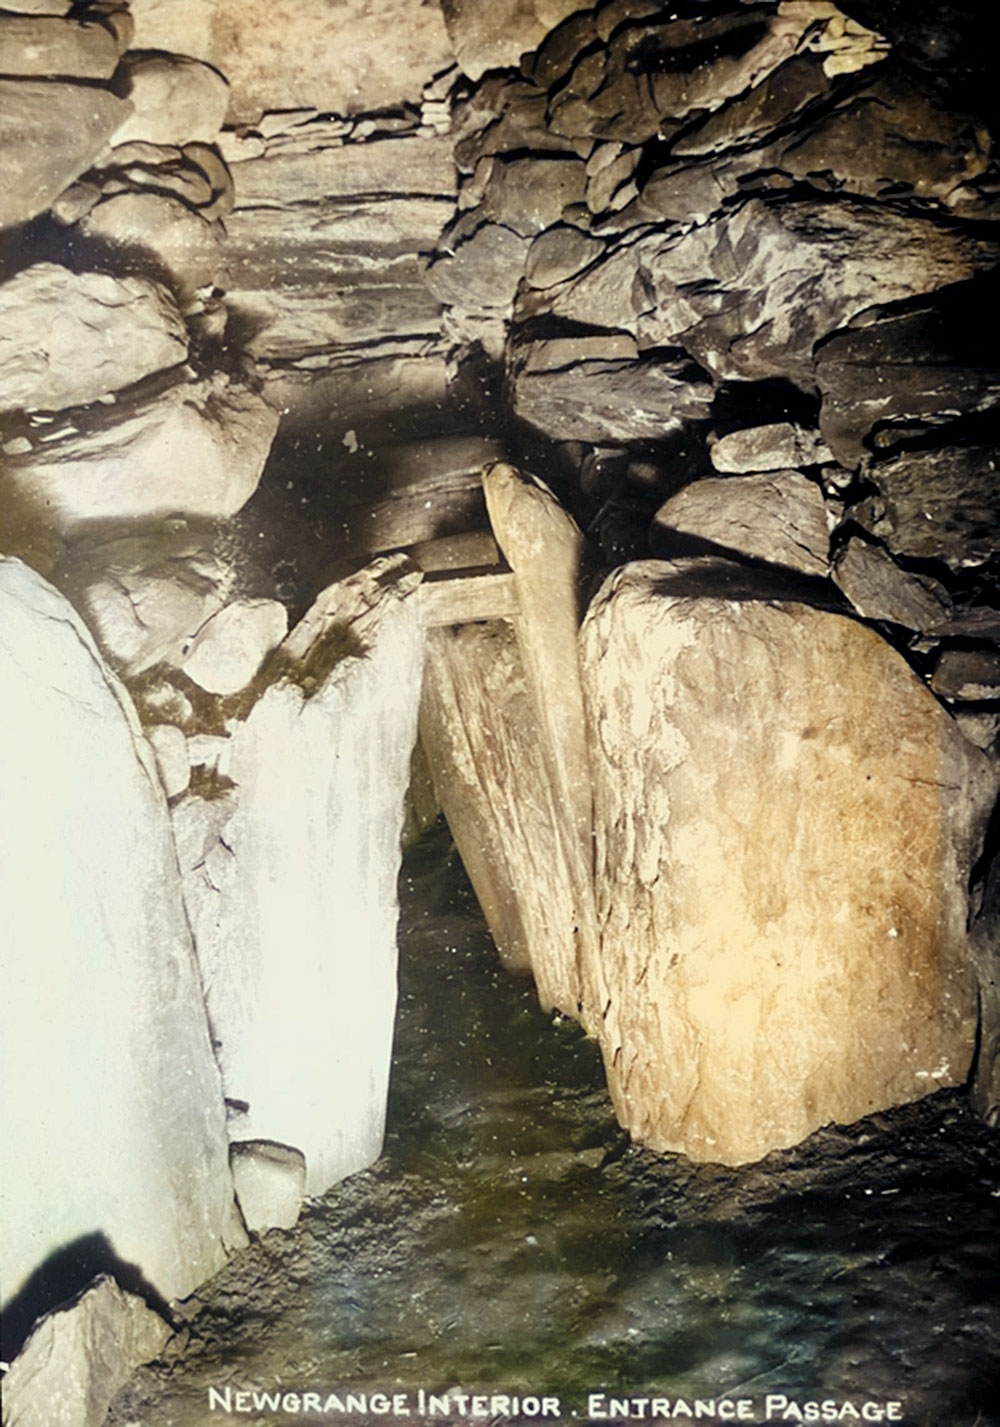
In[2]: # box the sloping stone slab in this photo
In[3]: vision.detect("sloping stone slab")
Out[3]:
[580,559,994,1166]
[420,619,586,1000]
[176,557,425,1197]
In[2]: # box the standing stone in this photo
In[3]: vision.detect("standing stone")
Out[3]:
[581,560,994,1166]
[0,559,245,1317]
[0,1276,170,1427]
[175,557,425,1199]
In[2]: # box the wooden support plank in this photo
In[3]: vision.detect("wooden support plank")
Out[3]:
[416,567,518,627]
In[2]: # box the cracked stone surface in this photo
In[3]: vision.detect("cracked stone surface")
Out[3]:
[580,560,995,1166]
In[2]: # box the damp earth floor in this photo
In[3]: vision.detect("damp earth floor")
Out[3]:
[108,825,1000,1427]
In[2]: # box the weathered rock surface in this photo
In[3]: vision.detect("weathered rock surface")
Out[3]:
[2,373,279,531]
[420,620,580,994]
[229,1142,307,1235]
[652,471,831,577]
[0,265,187,415]
[110,51,230,147]
[180,598,288,696]
[482,463,602,1017]
[440,0,581,80]
[175,557,424,1197]
[0,10,126,80]
[0,80,130,229]
[0,1276,170,1427]
[0,558,244,1315]
[580,560,993,1166]
[128,0,454,124]
[851,446,1000,570]
[55,529,232,677]
[832,537,953,632]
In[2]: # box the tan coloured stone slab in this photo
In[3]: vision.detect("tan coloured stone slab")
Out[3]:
[581,560,994,1166]
[483,463,604,1021]
[420,620,582,991]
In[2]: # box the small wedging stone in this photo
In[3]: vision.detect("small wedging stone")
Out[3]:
[710,423,834,474]
[110,50,230,147]
[524,224,604,290]
[580,559,994,1167]
[0,264,187,415]
[2,372,279,532]
[145,722,191,799]
[832,537,952,633]
[0,1276,170,1427]
[652,471,831,578]
[229,1141,307,1234]
[181,598,288,696]
[0,80,131,230]
[931,649,1000,702]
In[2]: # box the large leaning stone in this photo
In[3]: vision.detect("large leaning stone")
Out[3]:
[580,560,995,1166]
[0,559,245,1315]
